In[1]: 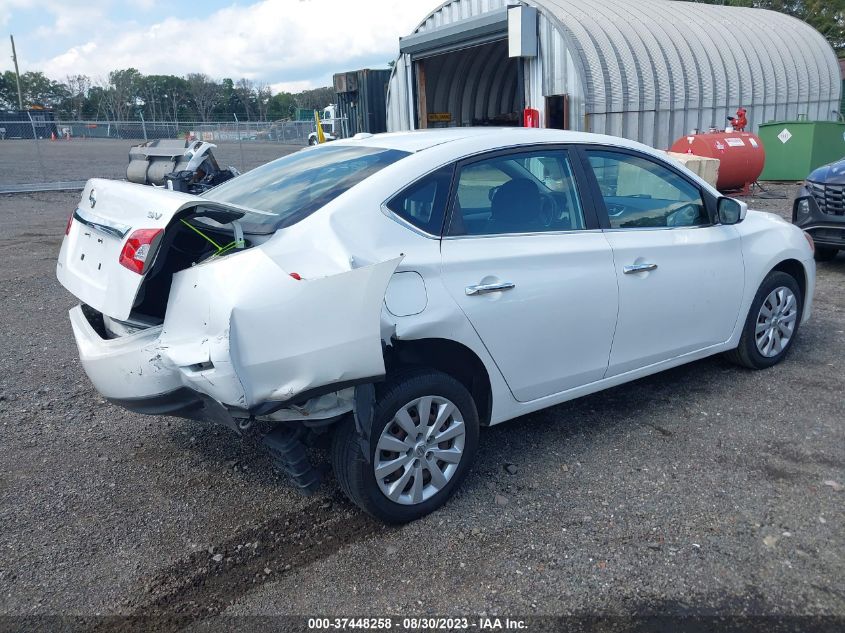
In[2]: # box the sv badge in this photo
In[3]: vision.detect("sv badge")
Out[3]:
[147,211,163,220]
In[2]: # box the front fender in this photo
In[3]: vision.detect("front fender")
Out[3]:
[733,211,816,340]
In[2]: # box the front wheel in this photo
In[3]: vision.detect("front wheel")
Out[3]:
[725,271,803,369]
[332,370,479,523]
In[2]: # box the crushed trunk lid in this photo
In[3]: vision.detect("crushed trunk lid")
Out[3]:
[57,178,248,321]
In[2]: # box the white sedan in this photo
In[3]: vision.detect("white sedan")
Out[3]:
[57,128,816,522]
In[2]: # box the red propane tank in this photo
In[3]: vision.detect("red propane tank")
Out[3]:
[669,131,765,192]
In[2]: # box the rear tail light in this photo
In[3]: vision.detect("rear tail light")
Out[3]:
[65,210,74,235]
[119,228,163,274]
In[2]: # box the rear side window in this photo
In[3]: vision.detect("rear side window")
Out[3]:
[385,165,454,235]
[447,150,586,236]
[202,145,409,232]
[586,150,708,229]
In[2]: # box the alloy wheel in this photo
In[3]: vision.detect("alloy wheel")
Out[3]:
[755,286,798,358]
[373,396,466,505]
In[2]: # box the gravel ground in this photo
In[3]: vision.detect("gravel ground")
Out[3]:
[0,148,842,631]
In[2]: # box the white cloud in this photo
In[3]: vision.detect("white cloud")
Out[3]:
[0,0,35,29]
[7,0,114,39]
[269,79,315,94]
[24,0,436,89]
[49,41,99,75]
[37,3,112,37]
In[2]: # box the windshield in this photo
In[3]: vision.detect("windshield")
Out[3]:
[202,145,409,232]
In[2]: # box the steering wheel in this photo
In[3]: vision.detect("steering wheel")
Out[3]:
[665,202,703,227]
[606,203,627,217]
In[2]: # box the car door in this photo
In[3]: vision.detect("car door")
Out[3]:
[439,147,618,402]
[581,147,745,377]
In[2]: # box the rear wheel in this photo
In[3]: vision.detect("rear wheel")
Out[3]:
[814,246,839,262]
[332,370,479,523]
[725,271,803,369]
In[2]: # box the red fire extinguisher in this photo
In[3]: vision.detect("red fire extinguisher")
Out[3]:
[523,108,540,128]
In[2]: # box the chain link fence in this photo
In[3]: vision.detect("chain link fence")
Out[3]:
[0,118,316,144]
[0,116,313,188]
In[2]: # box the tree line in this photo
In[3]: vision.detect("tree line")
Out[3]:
[0,69,336,122]
[694,0,844,53]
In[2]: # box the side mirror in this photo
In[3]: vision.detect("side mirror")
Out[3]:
[718,197,746,225]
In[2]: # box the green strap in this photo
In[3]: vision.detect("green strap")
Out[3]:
[180,219,224,251]
[180,219,244,257]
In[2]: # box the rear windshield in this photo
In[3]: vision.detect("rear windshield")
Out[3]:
[202,145,409,232]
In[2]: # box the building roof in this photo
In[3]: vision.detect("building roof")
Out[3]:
[412,0,839,116]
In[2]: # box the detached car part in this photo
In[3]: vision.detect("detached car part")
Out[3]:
[126,139,239,194]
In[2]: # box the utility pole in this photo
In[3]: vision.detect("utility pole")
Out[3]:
[10,35,24,110]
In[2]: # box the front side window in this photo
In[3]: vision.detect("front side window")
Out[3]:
[587,150,708,229]
[386,165,454,235]
[448,150,586,236]
[202,145,409,232]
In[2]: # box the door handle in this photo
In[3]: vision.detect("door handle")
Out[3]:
[465,281,516,296]
[623,263,658,274]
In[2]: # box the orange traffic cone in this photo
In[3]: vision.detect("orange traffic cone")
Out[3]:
[50,132,56,141]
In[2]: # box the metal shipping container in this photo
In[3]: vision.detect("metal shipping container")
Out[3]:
[334,69,391,137]
[0,109,58,140]
[294,108,315,122]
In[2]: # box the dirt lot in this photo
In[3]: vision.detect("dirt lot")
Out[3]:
[0,141,843,631]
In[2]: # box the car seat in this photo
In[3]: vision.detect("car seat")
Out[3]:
[490,178,542,233]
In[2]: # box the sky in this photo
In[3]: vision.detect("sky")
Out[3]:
[0,0,439,92]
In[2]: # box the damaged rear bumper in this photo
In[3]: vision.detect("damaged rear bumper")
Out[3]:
[69,304,245,429]
[70,303,347,430]
[66,254,401,428]
[107,388,240,431]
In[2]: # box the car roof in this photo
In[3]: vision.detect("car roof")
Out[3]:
[332,127,651,154]
[329,127,721,201]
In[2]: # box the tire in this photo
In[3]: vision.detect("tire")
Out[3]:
[308,136,317,146]
[331,370,479,523]
[724,270,803,370]
[814,246,839,262]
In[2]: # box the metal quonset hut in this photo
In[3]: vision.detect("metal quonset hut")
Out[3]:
[386,0,841,149]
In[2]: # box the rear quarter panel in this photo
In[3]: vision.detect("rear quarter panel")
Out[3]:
[282,150,516,420]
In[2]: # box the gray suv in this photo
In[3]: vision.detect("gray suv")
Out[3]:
[794,158,845,261]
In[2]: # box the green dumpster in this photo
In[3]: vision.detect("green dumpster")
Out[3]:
[758,120,845,181]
